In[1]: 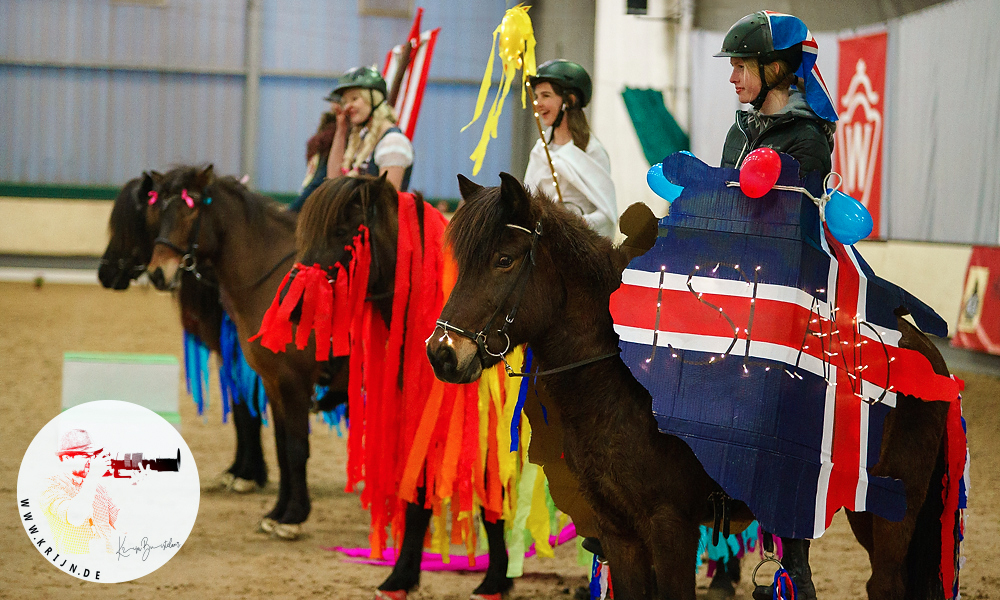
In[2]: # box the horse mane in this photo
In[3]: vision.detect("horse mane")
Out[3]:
[447,182,621,296]
[297,176,422,292]
[107,176,147,245]
[158,165,296,232]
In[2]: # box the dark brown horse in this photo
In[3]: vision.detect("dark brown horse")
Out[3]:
[98,172,268,491]
[427,173,955,600]
[145,165,348,539]
[294,174,513,598]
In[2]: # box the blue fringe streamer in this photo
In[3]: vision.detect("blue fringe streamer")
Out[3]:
[315,384,349,436]
[218,313,269,424]
[183,330,211,415]
[510,348,533,452]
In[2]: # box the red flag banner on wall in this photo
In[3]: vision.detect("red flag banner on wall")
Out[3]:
[834,31,887,239]
[952,246,1000,355]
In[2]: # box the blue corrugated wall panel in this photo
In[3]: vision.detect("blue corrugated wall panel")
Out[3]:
[1,0,515,195]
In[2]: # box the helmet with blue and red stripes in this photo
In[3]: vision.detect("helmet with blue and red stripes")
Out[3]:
[716,11,838,121]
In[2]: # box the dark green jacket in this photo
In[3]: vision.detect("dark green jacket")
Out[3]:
[721,91,835,177]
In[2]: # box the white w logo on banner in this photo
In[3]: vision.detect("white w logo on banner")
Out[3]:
[836,59,882,208]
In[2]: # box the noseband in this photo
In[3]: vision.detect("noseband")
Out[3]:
[434,221,542,372]
[433,221,620,378]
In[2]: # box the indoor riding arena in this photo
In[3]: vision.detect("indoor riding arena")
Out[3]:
[2,1,998,599]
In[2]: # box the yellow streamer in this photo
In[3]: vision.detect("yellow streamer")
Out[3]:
[461,4,537,175]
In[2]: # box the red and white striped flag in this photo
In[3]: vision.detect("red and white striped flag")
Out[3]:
[382,7,440,141]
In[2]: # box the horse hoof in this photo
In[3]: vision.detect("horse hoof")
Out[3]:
[272,522,301,540]
[706,587,736,600]
[258,517,277,534]
[375,591,407,600]
[230,477,257,493]
[217,472,236,487]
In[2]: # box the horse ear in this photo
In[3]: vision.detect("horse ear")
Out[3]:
[613,202,658,274]
[498,172,531,220]
[139,172,155,196]
[196,164,216,189]
[457,174,483,200]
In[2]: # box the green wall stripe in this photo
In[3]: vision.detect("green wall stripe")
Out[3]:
[1,182,459,212]
[60,406,182,424]
[64,351,179,365]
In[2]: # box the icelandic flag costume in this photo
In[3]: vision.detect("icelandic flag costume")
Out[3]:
[611,152,965,543]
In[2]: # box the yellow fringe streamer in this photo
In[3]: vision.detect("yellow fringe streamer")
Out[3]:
[461,4,537,175]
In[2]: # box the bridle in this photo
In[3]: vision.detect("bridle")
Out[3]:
[432,220,620,378]
[153,188,211,283]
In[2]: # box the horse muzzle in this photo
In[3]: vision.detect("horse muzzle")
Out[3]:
[426,332,482,384]
[147,246,181,290]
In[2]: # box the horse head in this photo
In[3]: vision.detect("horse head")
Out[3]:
[98,171,161,289]
[146,165,220,289]
[295,173,401,323]
[428,172,655,384]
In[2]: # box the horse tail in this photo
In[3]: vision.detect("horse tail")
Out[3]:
[903,432,950,600]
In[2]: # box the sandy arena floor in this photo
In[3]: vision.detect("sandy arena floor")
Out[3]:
[0,281,996,599]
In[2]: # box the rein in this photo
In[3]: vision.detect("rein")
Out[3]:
[433,220,620,378]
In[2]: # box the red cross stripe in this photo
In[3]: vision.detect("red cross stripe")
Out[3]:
[611,225,962,536]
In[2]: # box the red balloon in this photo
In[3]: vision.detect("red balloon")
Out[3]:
[739,147,782,198]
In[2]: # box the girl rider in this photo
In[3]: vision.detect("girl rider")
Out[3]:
[326,66,414,192]
[525,59,618,239]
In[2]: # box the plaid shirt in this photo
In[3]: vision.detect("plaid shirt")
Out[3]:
[42,474,119,554]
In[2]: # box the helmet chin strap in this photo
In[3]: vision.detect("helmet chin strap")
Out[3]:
[750,61,772,110]
[548,103,567,143]
[361,89,384,130]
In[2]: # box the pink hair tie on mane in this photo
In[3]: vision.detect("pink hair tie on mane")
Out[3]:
[147,191,158,205]
[181,189,195,208]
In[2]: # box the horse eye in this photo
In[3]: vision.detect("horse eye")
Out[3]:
[335,227,349,237]
[497,255,513,269]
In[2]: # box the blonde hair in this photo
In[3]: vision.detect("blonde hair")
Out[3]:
[342,90,399,173]
[741,57,799,92]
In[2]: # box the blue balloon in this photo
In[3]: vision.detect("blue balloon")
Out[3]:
[647,163,684,203]
[824,190,873,245]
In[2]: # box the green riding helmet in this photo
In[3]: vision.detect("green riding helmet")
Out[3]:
[528,59,593,108]
[331,66,388,99]
[715,11,803,109]
[714,12,803,73]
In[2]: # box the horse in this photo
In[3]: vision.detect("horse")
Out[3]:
[292,174,513,599]
[143,165,348,539]
[426,172,956,600]
[98,172,268,492]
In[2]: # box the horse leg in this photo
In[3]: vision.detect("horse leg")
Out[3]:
[706,555,740,600]
[230,397,267,490]
[600,529,654,600]
[647,512,699,600]
[778,537,817,600]
[261,388,290,531]
[472,506,513,597]
[272,377,312,535]
[379,489,432,593]
[858,394,949,600]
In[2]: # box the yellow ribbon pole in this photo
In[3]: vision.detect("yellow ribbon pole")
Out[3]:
[525,80,565,204]
[462,4,537,176]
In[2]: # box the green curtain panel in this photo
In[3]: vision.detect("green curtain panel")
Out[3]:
[621,87,690,166]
